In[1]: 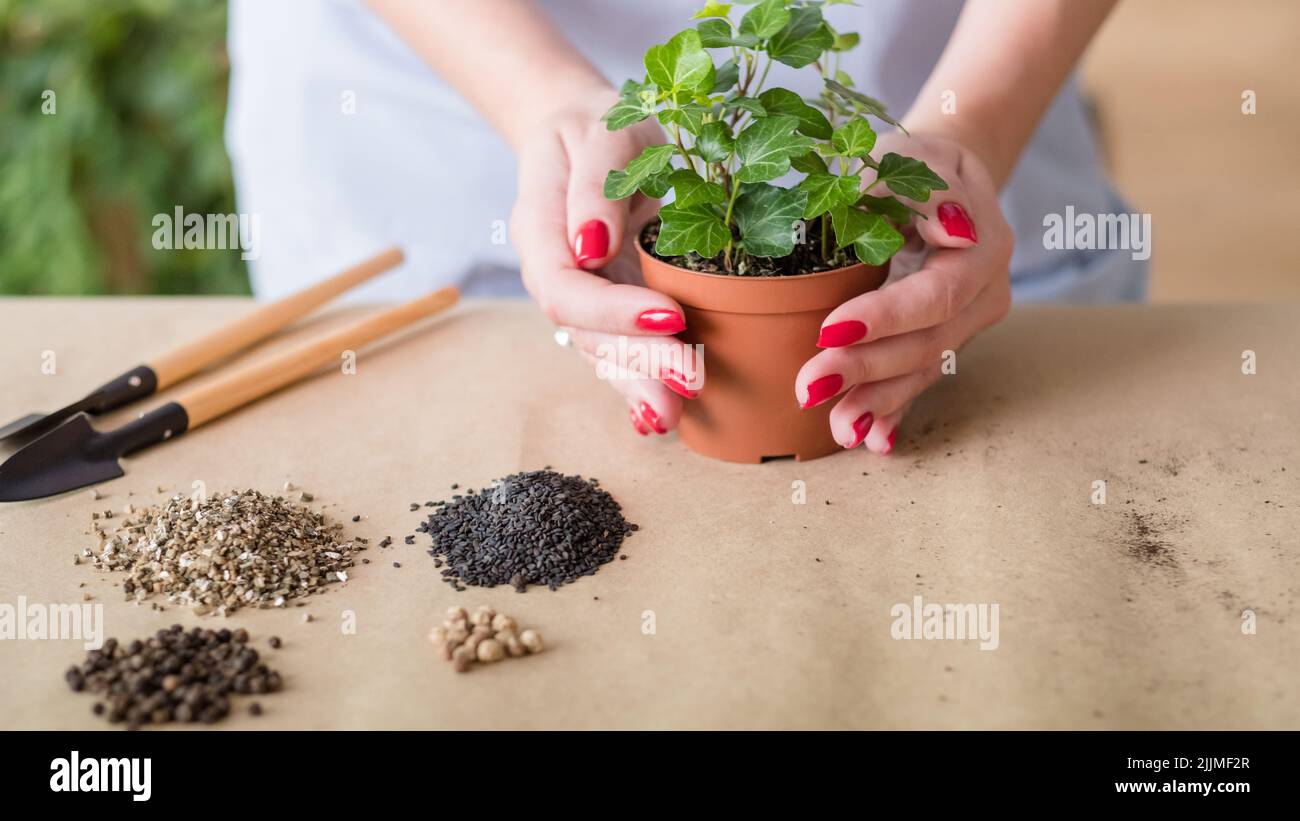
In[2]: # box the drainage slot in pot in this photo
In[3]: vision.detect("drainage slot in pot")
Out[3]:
[760,454,795,463]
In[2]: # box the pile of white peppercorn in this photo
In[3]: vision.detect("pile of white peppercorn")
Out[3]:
[429,605,544,673]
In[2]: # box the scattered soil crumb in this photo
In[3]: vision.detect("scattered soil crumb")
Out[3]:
[1160,456,1185,477]
[1121,510,1183,574]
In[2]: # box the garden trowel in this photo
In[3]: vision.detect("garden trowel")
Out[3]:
[0,247,404,445]
[0,286,459,502]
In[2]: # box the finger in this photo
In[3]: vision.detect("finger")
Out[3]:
[815,222,1012,346]
[577,348,682,434]
[798,276,1008,406]
[564,327,704,398]
[828,366,941,449]
[863,402,911,455]
[565,122,653,270]
[906,184,979,249]
[513,136,686,335]
[798,325,943,407]
[868,145,979,250]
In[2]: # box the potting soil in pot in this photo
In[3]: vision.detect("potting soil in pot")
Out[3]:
[414,469,637,592]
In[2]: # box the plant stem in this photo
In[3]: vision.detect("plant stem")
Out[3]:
[820,213,829,261]
[721,174,743,271]
[668,121,695,174]
[752,57,773,97]
[740,52,755,94]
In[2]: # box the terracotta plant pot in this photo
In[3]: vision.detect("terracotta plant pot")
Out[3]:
[637,232,886,463]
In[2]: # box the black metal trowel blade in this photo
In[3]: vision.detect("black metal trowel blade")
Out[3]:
[0,364,158,444]
[0,415,121,501]
[0,403,189,502]
[0,402,93,444]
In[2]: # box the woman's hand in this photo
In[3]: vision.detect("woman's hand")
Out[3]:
[794,131,1014,454]
[510,90,701,437]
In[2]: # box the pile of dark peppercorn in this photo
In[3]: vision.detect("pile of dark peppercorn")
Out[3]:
[64,625,282,729]
[415,470,638,592]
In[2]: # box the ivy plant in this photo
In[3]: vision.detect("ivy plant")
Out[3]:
[603,0,947,274]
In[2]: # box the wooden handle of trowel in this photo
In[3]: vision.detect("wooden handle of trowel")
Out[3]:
[171,287,459,429]
[147,246,405,390]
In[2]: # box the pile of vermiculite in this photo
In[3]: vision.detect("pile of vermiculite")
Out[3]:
[414,470,637,592]
[87,490,363,615]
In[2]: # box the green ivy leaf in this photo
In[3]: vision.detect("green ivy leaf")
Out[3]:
[739,0,790,40]
[645,29,715,95]
[767,5,834,68]
[858,193,923,224]
[734,115,814,183]
[790,150,828,174]
[874,152,948,202]
[825,78,904,131]
[640,170,674,199]
[604,144,676,200]
[656,204,731,257]
[830,118,876,157]
[695,121,736,163]
[799,173,861,219]
[659,103,711,136]
[697,18,759,48]
[757,88,832,139]
[723,95,767,117]
[692,2,733,19]
[733,182,808,257]
[852,214,905,265]
[712,58,740,92]
[831,31,860,52]
[668,168,727,208]
[829,203,872,248]
[602,85,656,131]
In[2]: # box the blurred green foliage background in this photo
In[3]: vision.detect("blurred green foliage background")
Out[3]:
[0,0,250,295]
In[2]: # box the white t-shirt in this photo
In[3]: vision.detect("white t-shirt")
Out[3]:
[226,0,1146,303]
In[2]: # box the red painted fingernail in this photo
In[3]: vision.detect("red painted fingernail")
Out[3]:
[800,373,843,409]
[937,202,977,243]
[660,369,699,399]
[629,407,649,436]
[638,401,667,434]
[574,220,610,269]
[636,309,686,334]
[883,427,898,454]
[847,411,874,448]
[817,320,867,348]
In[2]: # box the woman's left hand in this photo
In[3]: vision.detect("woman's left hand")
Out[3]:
[794,130,1014,454]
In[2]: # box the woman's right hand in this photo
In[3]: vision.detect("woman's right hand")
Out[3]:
[510,88,702,437]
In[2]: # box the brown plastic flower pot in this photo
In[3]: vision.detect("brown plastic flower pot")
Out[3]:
[638,235,886,463]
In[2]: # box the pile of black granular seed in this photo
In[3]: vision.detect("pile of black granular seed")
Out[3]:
[64,625,282,729]
[415,470,638,592]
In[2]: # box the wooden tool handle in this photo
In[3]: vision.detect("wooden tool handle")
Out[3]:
[172,287,458,430]
[148,246,405,389]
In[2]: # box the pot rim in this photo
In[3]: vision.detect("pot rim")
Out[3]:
[634,219,872,284]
